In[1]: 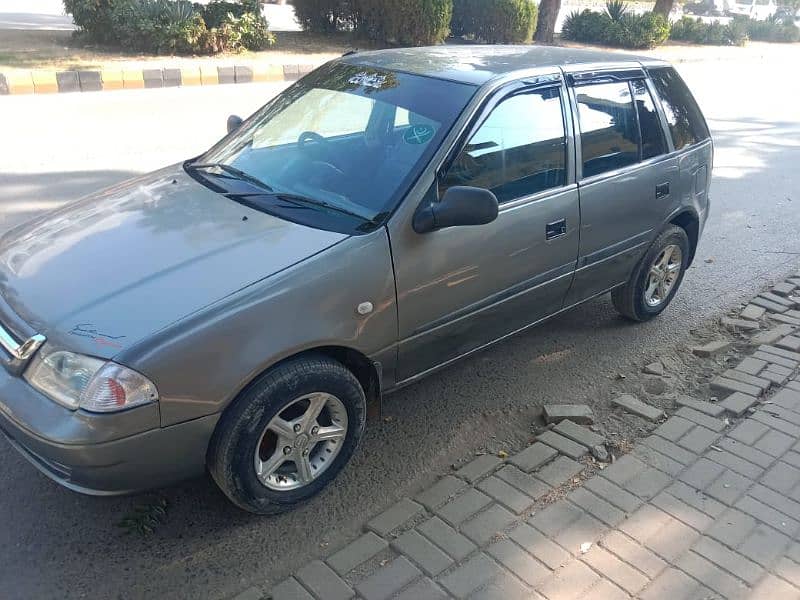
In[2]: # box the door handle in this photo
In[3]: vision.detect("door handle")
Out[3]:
[546,219,567,240]
[655,182,670,199]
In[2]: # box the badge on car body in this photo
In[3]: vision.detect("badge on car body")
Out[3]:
[357,302,374,315]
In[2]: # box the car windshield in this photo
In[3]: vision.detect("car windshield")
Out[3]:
[193,62,477,229]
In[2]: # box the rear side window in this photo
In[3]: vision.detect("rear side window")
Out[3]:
[576,81,639,178]
[632,80,667,160]
[648,67,709,150]
[442,87,566,203]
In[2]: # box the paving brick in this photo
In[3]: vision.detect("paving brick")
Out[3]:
[719,437,775,468]
[724,368,772,391]
[582,545,648,595]
[705,469,753,505]
[581,579,628,600]
[534,456,584,487]
[675,407,727,432]
[436,489,492,527]
[477,476,534,514]
[468,572,533,600]
[774,557,800,589]
[537,559,600,600]
[675,397,726,417]
[751,296,789,314]
[667,481,726,517]
[678,425,720,453]
[367,499,424,536]
[619,504,672,545]
[762,462,800,494]
[416,517,476,562]
[495,465,551,500]
[691,339,731,357]
[712,376,762,398]
[416,476,467,511]
[770,313,800,327]
[773,282,797,296]
[706,449,764,480]
[741,304,767,320]
[722,316,760,331]
[646,515,700,562]
[537,430,587,459]
[788,381,800,392]
[391,530,453,577]
[393,578,447,600]
[751,410,800,437]
[692,536,763,584]
[633,444,684,477]
[529,500,584,537]
[730,419,770,444]
[753,350,798,369]
[674,551,750,599]
[738,523,791,567]
[735,495,799,536]
[625,467,672,500]
[509,522,571,570]
[327,532,389,576]
[355,556,420,600]
[642,435,698,465]
[786,451,800,469]
[553,419,605,448]
[543,404,594,425]
[749,484,800,521]
[652,490,714,531]
[461,504,517,545]
[639,567,711,600]
[772,388,800,412]
[654,416,695,441]
[751,574,800,598]
[762,369,791,385]
[437,553,501,599]
[737,357,768,376]
[600,530,667,578]
[567,487,626,526]
[778,335,800,352]
[767,363,795,377]
[760,344,800,362]
[762,404,800,427]
[270,578,314,600]
[706,508,757,547]
[679,457,726,489]
[755,429,795,457]
[456,455,502,483]
[611,394,664,422]
[584,475,643,513]
[600,453,647,485]
[554,513,607,555]
[486,538,550,586]
[296,561,354,600]
[759,293,795,307]
[233,587,263,600]
[509,443,558,473]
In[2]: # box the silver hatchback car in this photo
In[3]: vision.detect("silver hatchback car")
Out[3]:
[0,46,711,514]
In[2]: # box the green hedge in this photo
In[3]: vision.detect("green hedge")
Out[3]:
[452,0,537,43]
[63,0,275,54]
[561,6,669,49]
[670,16,748,45]
[747,15,800,42]
[358,0,452,45]
[291,0,358,33]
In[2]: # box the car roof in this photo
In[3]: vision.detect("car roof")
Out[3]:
[340,45,668,86]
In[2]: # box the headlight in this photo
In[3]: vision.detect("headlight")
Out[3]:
[24,345,158,412]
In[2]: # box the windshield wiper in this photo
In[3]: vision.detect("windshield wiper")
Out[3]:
[188,162,274,193]
[275,193,376,223]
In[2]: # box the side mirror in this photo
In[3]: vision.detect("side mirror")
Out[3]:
[413,186,499,233]
[227,114,243,134]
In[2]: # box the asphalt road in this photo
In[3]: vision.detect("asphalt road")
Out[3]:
[1,57,800,599]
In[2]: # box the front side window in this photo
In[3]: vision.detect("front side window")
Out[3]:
[576,81,640,178]
[632,80,667,160]
[441,88,567,203]
[193,62,477,233]
[647,67,710,151]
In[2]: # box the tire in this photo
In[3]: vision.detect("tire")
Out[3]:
[207,354,366,515]
[612,225,690,322]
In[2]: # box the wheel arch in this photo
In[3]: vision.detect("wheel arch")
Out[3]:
[669,210,700,266]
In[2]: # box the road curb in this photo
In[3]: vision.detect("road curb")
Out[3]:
[0,62,316,95]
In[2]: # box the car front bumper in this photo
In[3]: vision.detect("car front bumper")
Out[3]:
[0,364,219,495]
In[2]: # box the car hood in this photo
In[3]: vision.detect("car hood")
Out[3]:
[0,166,348,358]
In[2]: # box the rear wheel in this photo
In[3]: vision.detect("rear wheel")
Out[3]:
[207,354,366,515]
[612,225,690,322]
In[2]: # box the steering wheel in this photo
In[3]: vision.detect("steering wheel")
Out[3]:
[298,131,328,152]
[297,131,347,180]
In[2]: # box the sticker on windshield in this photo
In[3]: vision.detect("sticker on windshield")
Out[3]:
[348,71,388,89]
[404,125,435,145]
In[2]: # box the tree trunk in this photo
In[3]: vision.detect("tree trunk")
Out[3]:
[652,0,675,17]
[534,0,562,44]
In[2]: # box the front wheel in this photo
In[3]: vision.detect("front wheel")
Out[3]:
[207,354,366,515]
[612,225,690,322]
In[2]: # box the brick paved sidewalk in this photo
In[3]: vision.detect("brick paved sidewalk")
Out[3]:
[249,276,800,600]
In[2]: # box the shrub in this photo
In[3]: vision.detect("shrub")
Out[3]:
[452,0,538,43]
[63,0,131,44]
[747,14,800,42]
[357,0,452,45]
[669,15,748,45]
[291,0,358,33]
[200,0,247,28]
[561,4,669,48]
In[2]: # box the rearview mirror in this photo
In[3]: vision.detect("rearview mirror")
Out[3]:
[413,186,499,233]
[227,114,243,134]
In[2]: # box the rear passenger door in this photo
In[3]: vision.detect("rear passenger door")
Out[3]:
[565,69,679,305]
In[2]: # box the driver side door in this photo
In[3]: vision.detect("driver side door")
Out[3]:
[389,79,581,383]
